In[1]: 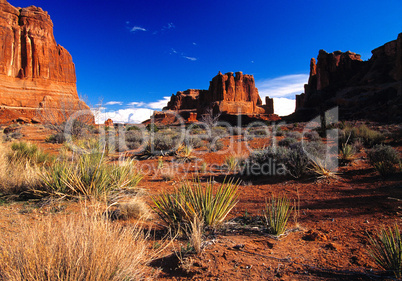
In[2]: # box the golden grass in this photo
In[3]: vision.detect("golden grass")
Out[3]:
[0,141,43,194]
[0,206,153,280]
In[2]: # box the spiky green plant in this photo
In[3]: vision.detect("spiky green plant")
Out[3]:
[9,141,53,165]
[368,225,402,278]
[152,178,239,232]
[180,178,240,227]
[41,153,142,198]
[264,195,292,236]
[339,143,356,164]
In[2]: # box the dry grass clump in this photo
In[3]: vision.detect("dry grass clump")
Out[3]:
[112,197,153,220]
[0,209,152,280]
[0,141,43,194]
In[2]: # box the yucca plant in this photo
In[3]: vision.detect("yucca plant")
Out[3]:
[180,178,240,227]
[339,143,356,165]
[225,155,240,172]
[309,158,338,179]
[175,144,195,162]
[41,153,142,198]
[368,225,402,278]
[264,195,292,236]
[152,178,239,232]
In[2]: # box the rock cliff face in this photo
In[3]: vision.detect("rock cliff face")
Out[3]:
[0,0,91,124]
[294,33,402,122]
[163,71,278,123]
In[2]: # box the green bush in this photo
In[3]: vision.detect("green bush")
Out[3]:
[367,145,400,177]
[185,135,203,149]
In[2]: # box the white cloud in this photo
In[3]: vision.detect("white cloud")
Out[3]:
[183,56,197,61]
[273,98,296,116]
[128,101,146,107]
[130,26,147,32]
[93,108,153,124]
[147,96,171,109]
[256,74,308,116]
[104,101,123,106]
[192,42,197,46]
[256,74,308,99]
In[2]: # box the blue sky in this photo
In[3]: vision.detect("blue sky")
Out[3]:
[9,0,402,123]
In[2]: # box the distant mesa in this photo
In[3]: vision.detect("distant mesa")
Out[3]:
[0,0,92,125]
[290,33,402,123]
[161,71,280,124]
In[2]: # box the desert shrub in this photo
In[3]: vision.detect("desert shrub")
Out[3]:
[304,131,321,142]
[46,132,66,144]
[152,178,239,232]
[246,127,269,138]
[41,154,142,198]
[8,141,53,165]
[126,125,141,131]
[340,125,385,148]
[153,131,180,151]
[367,145,400,177]
[232,127,243,136]
[125,130,145,149]
[368,225,402,278]
[146,123,159,132]
[285,131,302,140]
[0,210,150,280]
[264,195,292,236]
[285,143,310,178]
[185,135,203,149]
[273,126,284,136]
[278,137,298,147]
[208,139,224,152]
[247,146,289,166]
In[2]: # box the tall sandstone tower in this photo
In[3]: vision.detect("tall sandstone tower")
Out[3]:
[0,0,91,124]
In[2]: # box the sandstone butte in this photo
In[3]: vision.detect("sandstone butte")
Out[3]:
[161,71,280,123]
[292,33,402,123]
[0,0,92,125]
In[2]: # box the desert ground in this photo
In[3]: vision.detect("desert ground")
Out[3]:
[0,120,401,280]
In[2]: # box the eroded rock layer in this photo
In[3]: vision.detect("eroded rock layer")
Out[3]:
[0,0,91,124]
[293,33,402,122]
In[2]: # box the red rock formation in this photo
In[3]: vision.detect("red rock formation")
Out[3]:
[187,112,197,123]
[104,118,113,127]
[0,0,92,124]
[163,71,278,122]
[292,33,402,122]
